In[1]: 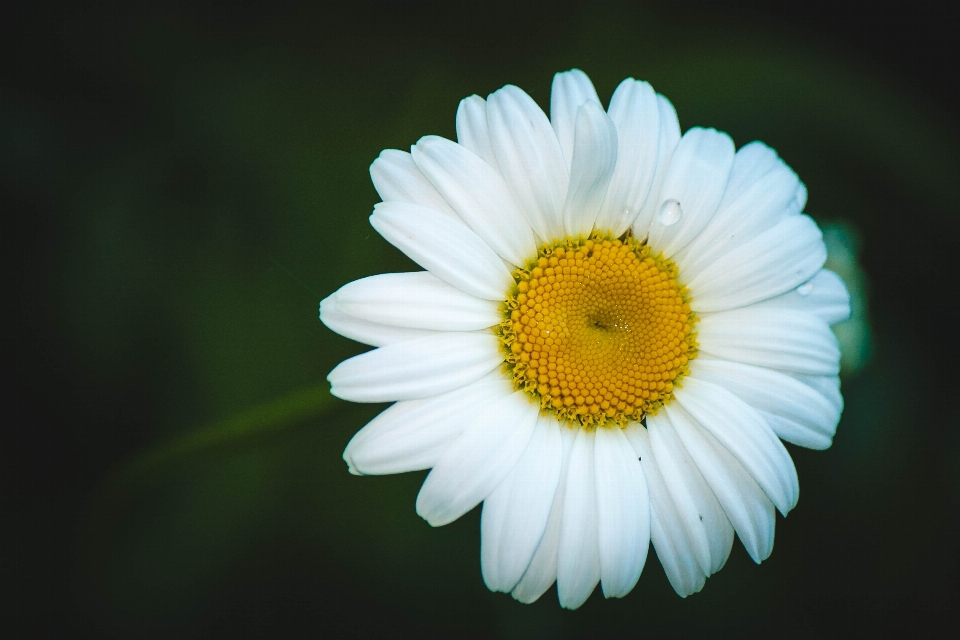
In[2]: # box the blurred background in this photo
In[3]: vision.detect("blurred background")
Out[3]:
[3,2,958,638]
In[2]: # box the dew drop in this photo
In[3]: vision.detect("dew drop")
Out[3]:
[797,282,814,296]
[658,199,683,227]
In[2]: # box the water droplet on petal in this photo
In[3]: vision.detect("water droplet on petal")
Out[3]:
[658,199,683,227]
[797,282,814,296]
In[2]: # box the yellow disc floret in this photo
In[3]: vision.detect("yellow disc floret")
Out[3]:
[498,233,698,428]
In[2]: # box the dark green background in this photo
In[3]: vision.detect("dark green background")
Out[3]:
[3,2,958,638]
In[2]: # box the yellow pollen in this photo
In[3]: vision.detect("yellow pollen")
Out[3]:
[497,233,698,428]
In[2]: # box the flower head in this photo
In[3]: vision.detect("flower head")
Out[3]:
[321,69,849,608]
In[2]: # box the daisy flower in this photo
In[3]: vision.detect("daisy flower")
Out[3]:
[321,69,849,609]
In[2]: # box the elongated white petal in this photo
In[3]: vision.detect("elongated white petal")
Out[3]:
[691,358,841,450]
[720,141,787,206]
[675,144,801,278]
[688,215,827,313]
[411,135,536,266]
[327,332,502,403]
[595,426,649,598]
[487,84,569,243]
[511,425,577,604]
[562,101,618,237]
[320,294,434,347]
[632,95,682,238]
[370,201,513,300]
[789,373,844,414]
[646,127,735,258]
[698,307,841,376]
[675,378,799,515]
[481,416,564,592]
[343,371,514,475]
[334,271,501,331]
[752,269,851,326]
[595,78,662,236]
[646,412,733,576]
[369,149,459,219]
[665,403,776,563]
[456,95,498,167]
[624,423,706,597]
[550,68,602,168]
[416,390,539,526]
[557,429,600,609]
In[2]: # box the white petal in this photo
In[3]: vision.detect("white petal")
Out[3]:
[594,426,649,598]
[369,149,459,219]
[343,371,514,475]
[632,95,682,238]
[481,416,564,592]
[319,294,434,347]
[456,95,498,167]
[594,79,662,236]
[334,272,501,331]
[752,269,852,326]
[370,201,513,301]
[792,182,808,214]
[789,373,844,414]
[511,425,577,604]
[645,412,733,576]
[562,101,618,237]
[674,143,801,278]
[550,68,602,168]
[327,332,503,403]
[646,127,735,258]
[411,135,537,266]
[720,141,787,205]
[487,84,569,243]
[698,307,841,376]
[688,215,827,314]
[665,403,776,564]
[556,429,600,609]
[416,390,539,526]
[691,358,841,451]
[675,378,799,515]
[624,423,706,597]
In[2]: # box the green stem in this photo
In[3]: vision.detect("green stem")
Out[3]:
[123,383,336,475]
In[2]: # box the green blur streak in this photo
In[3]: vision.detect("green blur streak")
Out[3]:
[123,383,335,476]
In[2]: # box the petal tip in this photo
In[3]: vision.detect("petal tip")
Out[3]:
[343,452,364,476]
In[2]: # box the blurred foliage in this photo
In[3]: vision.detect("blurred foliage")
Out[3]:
[823,222,872,375]
[3,2,959,638]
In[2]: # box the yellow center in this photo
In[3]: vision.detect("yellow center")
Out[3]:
[498,234,698,428]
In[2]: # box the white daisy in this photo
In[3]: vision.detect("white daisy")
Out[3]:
[321,69,849,609]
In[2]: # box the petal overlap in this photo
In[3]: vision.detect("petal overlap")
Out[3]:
[594,426,649,598]
[343,371,514,475]
[481,416,564,593]
[334,271,501,331]
[416,390,539,526]
[625,423,707,597]
[665,404,776,564]
[557,428,601,609]
[562,101,618,237]
[370,201,513,300]
[697,307,841,376]
[370,149,459,218]
[320,294,435,347]
[645,127,735,258]
[487,84,569,243]
[327,332,503,403]
[412,135,537,266]
[594,78,666,236]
